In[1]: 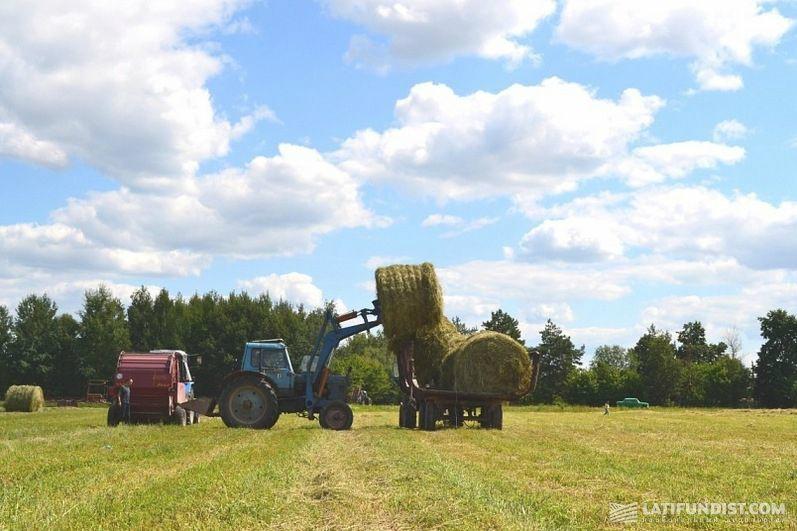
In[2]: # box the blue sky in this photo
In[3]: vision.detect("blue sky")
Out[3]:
[1,0,796,363]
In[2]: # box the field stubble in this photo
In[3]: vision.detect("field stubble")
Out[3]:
[0,406,795,530]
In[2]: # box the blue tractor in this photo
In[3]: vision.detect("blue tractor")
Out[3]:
[180,302,380,430]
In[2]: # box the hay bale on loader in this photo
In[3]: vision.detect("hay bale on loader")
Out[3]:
[375,262,531,395]
[3,385,45,412]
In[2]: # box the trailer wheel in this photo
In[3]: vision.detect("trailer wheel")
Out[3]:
[107,404,121,427]
[420,402,437,431]
[482,404,503,430]
[399,400,416,429]
[319,401,353,430]
[172,406,188,426]
[450,408,464,428]
[220,375,280,429]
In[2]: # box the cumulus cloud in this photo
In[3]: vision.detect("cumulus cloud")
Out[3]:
[439,255,792,354]
[422,214,498,237]
[615,141,745,187]
[517,186,797,269]
[323,0,556,69]
[238,272,325,308]
[556,0,793,91]
[336,78,664,200]
[641,280,797,363]
[0,145,381,280]
[0,0,271,185]
[421,214,463,227]
[364,256,411,269]
[0,122,68,168]
[519,217,626,262]
[0,276,161,315]
[713,119,749,142]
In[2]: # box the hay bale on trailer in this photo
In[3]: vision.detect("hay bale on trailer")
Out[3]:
[441,331,531,395]
[3,385,45,412]
[376,262,532,394]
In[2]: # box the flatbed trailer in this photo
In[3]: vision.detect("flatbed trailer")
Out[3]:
[395,342,542,431]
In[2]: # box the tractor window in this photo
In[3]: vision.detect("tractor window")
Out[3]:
[250,348,288,370]
[260,349,288,370]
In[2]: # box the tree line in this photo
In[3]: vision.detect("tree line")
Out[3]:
[481,309,796,408]
[0,286,795,408]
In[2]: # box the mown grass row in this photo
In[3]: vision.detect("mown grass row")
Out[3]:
[1,406,795,530]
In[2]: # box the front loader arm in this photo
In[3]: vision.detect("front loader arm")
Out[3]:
[304,301,381,413]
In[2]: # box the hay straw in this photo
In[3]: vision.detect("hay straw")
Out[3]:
[375,263,443,338]
[376,262,530,394]
[4,385,45,412]
[441,331,531,395]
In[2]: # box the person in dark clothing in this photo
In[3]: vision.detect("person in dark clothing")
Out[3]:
[118,378,133,423]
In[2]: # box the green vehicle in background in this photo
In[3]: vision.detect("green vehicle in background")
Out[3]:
[616,397,649,408]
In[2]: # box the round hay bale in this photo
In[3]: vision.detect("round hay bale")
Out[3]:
[400,318,466,386]
[441,331,532,395]
[375,263,444,338]
[3,385,45,412]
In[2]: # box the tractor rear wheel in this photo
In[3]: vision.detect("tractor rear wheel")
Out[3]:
[319,401,353,430]
[107,404,121,427]
[399,400,416,429]
[220,375,280,429]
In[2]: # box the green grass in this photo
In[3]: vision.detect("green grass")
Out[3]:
[0,406,795,530]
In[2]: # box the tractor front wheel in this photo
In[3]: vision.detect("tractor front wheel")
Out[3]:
[220,375,280,429]
[319,401,353,430]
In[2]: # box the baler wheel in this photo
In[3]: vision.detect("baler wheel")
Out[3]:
[107,404,121,427]
[219,375,280,429]
[319,401,353,430]
[173,406,188,426]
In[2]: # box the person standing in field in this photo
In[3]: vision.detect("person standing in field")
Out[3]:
[603,402,610,415]
[118,378,133,423]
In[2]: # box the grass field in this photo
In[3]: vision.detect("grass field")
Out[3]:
[0,406,795,530]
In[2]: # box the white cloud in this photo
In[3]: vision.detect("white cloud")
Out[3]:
[422,214,499,237]
[238,272,325,308]
[519,217,626,262]
[438,255,793,355]
[0,0,269,185]
[336,78,664,200]
[641,280,797,363]
[0,145,382,279]
[364,256,411,269]
[443,294,499,323]
[0,276,161,315]
[516,186,797,269]
[323,0,556,69]
[557,0,793,91]
[713,119,749,142]
[616,141,745,187]
[0,223,205,278]
[0,122,68,168]
[421,214,463,227]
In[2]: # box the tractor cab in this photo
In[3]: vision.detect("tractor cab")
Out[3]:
[241,340,295,394]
